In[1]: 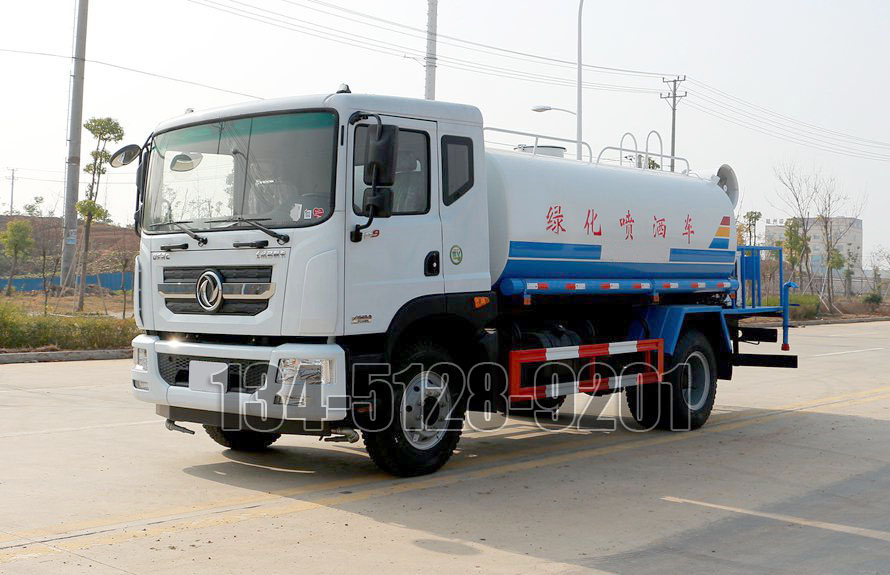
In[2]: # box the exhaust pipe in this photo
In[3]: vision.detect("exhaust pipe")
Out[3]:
[324,427,359,443]
[165,419,195,435]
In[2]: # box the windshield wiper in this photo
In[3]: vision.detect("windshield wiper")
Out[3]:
[148,220,208,246]
[206,217,290,245]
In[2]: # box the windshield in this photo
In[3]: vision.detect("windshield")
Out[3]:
[144,111,337,233]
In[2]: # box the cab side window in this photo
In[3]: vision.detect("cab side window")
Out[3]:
[353,126,430,215]
[441,136,474,206]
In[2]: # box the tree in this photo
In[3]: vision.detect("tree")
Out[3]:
[76,117,124,311]
[826,248,845,307]
[814,174,864,312]
[774,163,817,293]
[108,235,139,319]
[1,220,35,296]
[868,247,887,294]
[782,218,805,284]
[742,211,762,246]
[24,197,63,314]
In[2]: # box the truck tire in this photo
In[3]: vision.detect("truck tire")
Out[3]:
[362,340,465,477]
[625,329,717,431]
[203,425,281,451]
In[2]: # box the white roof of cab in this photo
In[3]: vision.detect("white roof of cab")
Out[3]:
[153,92,484,134]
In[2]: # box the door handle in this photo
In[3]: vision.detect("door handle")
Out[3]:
[424,251,440,277]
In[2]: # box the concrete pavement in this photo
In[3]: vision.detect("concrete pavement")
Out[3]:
[1,322,888,574]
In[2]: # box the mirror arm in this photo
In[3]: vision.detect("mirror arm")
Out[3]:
[351,164,379,243]
[348,111,382,129]
[350,206,376,243]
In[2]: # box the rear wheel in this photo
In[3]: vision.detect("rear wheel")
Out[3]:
[363,340,465,477]
[203,425,281,451]
[626,329,717,430]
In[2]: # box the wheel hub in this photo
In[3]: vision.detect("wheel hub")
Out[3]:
[401,371,452,450]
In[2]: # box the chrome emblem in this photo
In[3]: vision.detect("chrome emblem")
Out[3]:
[195,270,224,312]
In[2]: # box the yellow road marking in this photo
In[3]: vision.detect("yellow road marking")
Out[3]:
[662,496,890,543]
[3,385,890,563]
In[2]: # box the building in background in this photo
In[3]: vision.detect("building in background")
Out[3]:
[764,217,863,274]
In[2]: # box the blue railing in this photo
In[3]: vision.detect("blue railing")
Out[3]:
[737,245,783,309]
[0,272,133,292]
[736,245,798,350]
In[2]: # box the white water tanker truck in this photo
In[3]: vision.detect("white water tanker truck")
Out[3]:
[115,90,797,476]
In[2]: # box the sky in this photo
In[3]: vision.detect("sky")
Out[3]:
[1,0,889,259]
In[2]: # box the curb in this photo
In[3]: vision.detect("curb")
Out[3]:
[1,317,887,364]
[0,349,132,365]
[753,316,890,328]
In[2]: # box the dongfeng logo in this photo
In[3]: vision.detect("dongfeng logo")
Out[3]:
[195,270,224,312]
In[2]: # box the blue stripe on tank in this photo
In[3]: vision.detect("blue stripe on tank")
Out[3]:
[669,248,735,263]
[708,237,730,249]
[509,241,602,260]
[501,259,734,280]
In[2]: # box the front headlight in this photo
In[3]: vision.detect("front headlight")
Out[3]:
[133,347,148,370]
[276,358,332,385]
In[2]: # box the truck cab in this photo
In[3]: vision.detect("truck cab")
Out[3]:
[128,93,495,474]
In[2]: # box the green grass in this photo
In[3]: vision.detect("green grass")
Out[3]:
[761,294,822,320]
[0,301,140,351]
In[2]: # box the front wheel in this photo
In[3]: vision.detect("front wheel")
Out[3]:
[362,340,465,477]
[626,329,717,431]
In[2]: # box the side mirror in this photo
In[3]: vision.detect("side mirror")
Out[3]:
[110,144,142,168]
[169,152,203,172]
[362,187,393,219]
[363,125,399,187]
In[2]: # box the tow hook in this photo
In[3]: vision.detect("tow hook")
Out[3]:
[165,419,195,435]
[323,427,359,443]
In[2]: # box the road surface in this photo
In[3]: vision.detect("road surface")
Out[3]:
[1,322,888,574]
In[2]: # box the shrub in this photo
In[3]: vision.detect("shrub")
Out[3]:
[0,301,139,350]
[864,292,883,310]
[762,294,822,320]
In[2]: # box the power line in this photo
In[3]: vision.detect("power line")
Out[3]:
[0,47,264,99]
[14,176,135,185]
[685,100,890,162]
[688,77,890,148]
[187,0,662,94]
[686,89,890,153]
[294,0,675,78]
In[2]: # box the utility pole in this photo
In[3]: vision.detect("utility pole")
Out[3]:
[423,0,438,100]
[7,169,14,215]
[60,0,89,287]
[660,75,686,172]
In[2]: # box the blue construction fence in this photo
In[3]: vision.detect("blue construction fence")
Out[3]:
[0,272,133,292]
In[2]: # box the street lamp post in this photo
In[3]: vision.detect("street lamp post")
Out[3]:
[533,0,585,161]
[576,0,585,162]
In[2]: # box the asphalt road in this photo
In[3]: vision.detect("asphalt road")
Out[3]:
[1,322,889,574]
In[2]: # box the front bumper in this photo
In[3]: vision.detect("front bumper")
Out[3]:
[131,334,348,422]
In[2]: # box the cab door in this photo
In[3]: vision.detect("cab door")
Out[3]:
[344,117,443,335]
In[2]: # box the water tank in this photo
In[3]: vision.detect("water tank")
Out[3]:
[485,150,738,293]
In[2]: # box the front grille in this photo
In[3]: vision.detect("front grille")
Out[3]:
[157,353,269,392]
[164,300,269,316]
[161,266,273,316]
[163,266,272,283]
